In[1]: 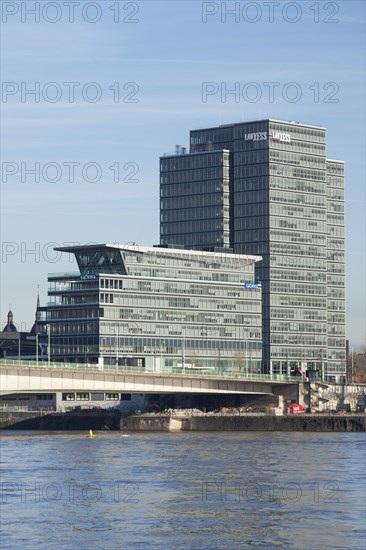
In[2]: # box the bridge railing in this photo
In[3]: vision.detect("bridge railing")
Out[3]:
[0,359,295,383]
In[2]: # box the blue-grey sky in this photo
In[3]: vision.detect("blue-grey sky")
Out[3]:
[1,0,365,348]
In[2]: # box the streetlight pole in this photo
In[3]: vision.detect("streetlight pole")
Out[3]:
[308,376,312,413]
[116,323,119,366]
[351,347,354,383]
[244,337,247,377]
[160,340,165,372]
[48,325,51,367]
[182,326,185,375]
[36,332,39,365]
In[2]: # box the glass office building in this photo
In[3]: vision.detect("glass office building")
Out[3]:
[160,119,346,381]
[42,244,262,372]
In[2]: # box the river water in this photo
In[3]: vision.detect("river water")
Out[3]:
[0,431,365,549]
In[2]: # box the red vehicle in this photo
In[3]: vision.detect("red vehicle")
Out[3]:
[287,404,306,414]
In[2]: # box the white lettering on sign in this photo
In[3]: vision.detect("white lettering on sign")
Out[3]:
[244,132,267,142]
[244,282,261,289]
[272,131,291,143]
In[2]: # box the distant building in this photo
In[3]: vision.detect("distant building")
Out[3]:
[2,310,17,333]
[30,293,46,336]
[41,244,262,372]
[0,299,48,360]
[1,310,21,359]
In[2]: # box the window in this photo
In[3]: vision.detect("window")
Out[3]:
[121,394,132,401]
[76,393,90,401]
[62,393,75,401]
[106,393,119,400]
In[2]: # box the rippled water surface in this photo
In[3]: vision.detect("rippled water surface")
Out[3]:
[0,431,365,549]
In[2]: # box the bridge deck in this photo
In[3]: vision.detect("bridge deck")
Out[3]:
[0,360,296,395]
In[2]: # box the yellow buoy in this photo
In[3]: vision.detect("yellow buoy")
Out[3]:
[89,429,95,438]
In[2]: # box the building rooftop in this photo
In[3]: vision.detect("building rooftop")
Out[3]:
[54,243,262,267]
[190,118,326,133]
[54,243,262,274]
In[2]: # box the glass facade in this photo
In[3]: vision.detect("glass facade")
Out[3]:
[159,119,346,381]
[43,245,262,373]
[326,160,346,377]
[160,150,231,249]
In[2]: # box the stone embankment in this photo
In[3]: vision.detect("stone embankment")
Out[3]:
[1,408,365,432]
[0,410,121,430]
[121,409,366,432]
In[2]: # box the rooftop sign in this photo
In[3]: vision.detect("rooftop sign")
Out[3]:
[272,131,291,143]
[244,132,267,142]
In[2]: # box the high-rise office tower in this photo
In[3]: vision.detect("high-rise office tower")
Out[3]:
[160,119,346,381]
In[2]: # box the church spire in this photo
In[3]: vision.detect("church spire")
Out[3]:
[35,287,41,322]
[7,309,13,324]
[30,287,43,334]
[3,307,17,332]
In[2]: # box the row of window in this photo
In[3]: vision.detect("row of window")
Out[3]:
[106,292,260,310]
[327,325,346,335]
[270,165,325,182]
[327,264,345,275]
[234,149,327,169]
[269,150,325,168]
[270,310,327,322]
[326,213,344,225]
[269,255,327,270]
[48,308,102,320]
[48,281,99,292]
[271,295,327,308]
[327,274,345,286]
[328,225,345,237]
[126,260,245,278]
[161,192,226,208]
[269,176,325,194]
[327,187,344,201]
[101,279,123,289]
[99,337,262,351]
[100,317,261,337]
[62,392,132,401]
[161,152,226,172]
[50,296,98,306]
[270,322,327,333]
[161,167,227,184]
[327,202,344,214]
[270,189,326,207]
[326,177,344,188]
[270,282,326,296]
[274,218,326,233]
[125,279,255,296]
[161,206,229,223]
[271,270,327,284]
[269,242,328,258]
[272,204,326,221]
[270,335,327,346]
[326,162,344,175]
[270,230,326,247]
[327,351,346,360]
